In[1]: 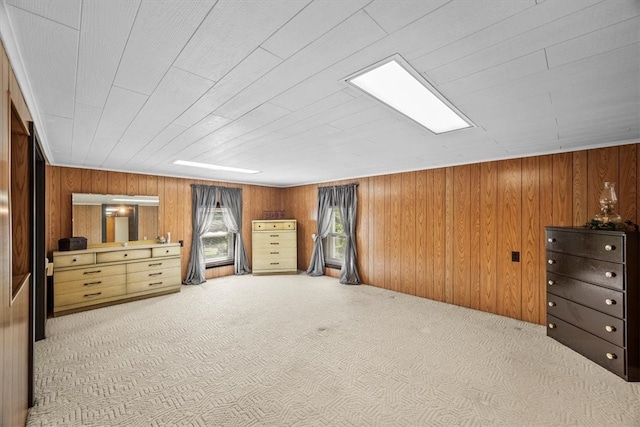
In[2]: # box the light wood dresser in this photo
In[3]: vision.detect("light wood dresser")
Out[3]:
[53,243,182,316]
[252,219,297,275]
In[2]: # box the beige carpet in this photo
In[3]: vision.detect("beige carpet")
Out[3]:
[28,273,640,426]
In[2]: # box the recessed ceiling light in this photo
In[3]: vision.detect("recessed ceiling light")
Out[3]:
[347,57,473,134]
[173,160,260,174]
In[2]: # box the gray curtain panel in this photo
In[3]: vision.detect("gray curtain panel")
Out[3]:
[184,185,218,285]
[219,187,251,275]
[306,186,334,276]
[335,184,361,285]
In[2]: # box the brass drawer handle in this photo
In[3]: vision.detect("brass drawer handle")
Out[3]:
[270,234,279,237]
[270,262,280,265]
[149,272,163,277]
[605,325,616,333]
[84,281,102,286]
[124,253,128,257]
[604,244,615,251]
[149,262,162,267]
[270,242,280,245]
[605,271,615,278]
[547,280,555,286]
[547,238,555,243]
[547,259,555,265]
[605,299,616,306]
[548,301,556,307]
[606,352,617,360]
[270,252,279,255]
[83,270,102,275]
[72,257,79,262]
[149,282,163,286]
[548,323,556,329]
[84,292,102,298]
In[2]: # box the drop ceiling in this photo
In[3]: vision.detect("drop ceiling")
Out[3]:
[0,0,638,187]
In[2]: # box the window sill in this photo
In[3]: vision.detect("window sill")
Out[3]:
[325,262,342,270]
[206,260,234,269]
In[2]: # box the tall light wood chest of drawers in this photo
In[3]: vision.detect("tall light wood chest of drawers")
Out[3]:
[252,220,297,275]
[546,227,639,381]
[53,243,182,316]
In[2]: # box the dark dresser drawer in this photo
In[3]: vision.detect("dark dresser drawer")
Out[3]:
[546,272,624,318]
[546,252,624,290]
[546,229,624,263]
[547,295,624,347]
[547,315,626,378]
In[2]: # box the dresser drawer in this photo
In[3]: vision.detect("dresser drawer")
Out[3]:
[253,232,296,248]
[55,284,126,307]
[54,273,127,296]
[54,264,126,283]
[152,245,181,258]
[547,295,625,347]
[127,275,182,293]
[128,268,180,284]
[546,272,624,318]
[127,257,181,273]
[253,246,297,259]
[54,252,96,268]
[547,315,625,378]
[96,248,152,263]
[546,229,624,263]
[253,257,297,270]
[546,252,624,290]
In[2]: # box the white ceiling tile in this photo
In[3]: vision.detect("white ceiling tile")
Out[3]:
[75,0,140,107]
[261,0,368,59]
[93,86,148,141]
[174,0,308,81]
[113,0,216,95]
[7,0,81,28]
[6,5,78,118]
[546,16,640,68]
[173,48,282,128]
[121,123,188,168]
[70,102,102,164]
[42,113,73,164]
[364,0,450,34]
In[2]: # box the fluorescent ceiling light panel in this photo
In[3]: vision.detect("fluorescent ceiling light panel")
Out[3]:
[348,59,472,134]
[173,160,260,174]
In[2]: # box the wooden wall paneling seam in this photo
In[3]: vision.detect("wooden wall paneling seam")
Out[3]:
[433,168,446,302]
[572,151,588,226]
[372,175,385,288]
[521,156,539,324]
[415,171,427,298]
[453,165,471,308]
[444,167,454,304]
[480,162,497,314]
[469,164,482,310]
[424,169,435,300]
[401,172,416,295]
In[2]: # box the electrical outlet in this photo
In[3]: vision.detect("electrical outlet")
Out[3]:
[512,251,520,262]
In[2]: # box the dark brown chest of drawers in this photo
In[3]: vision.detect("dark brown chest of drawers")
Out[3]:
[546,227,639,381]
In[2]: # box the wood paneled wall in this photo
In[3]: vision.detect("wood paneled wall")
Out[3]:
[282,144,640,326]
[1,40,32,427]
[45,167,284,280]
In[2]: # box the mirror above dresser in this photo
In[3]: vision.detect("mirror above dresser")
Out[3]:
[72,193,159,245]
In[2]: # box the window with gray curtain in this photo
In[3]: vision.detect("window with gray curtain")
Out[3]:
[184,185,250,285]
[307,184,360,285]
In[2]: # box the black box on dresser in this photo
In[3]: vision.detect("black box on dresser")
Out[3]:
[545,227,639,381]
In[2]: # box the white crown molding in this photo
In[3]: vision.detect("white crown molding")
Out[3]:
[0,0,52,163]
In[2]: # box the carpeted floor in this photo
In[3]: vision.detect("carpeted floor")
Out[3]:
[28,273,640,426]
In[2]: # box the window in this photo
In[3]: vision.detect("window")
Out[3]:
[324,208,346,267]
[202,207,234,267]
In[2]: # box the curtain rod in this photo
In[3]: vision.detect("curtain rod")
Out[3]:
[317,183,359,190]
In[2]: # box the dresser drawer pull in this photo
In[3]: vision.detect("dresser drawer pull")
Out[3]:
[605,271,615,278]
[72,257,79,262]
[149,262,163,267]
[547,280,555,286]
[548,301,556,307]
[270,262,280,265]
[605,299,616,306]
[604,244,615,251]
[547,238,555,243]
[548,323,556,329]
[149,282,163,286]
[149,272,163,277]
[84,292,102,298]
[83,270,102,275]
[270,234,279,237]
[547,259,555,265]
[606,352,617,360]
[84,281,102,286]
[605,325,616,333]
[124,253,128,257]
[270,242,280,245]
